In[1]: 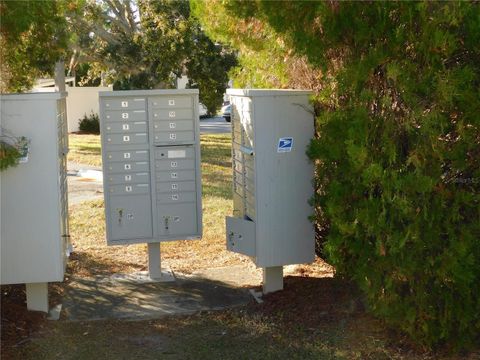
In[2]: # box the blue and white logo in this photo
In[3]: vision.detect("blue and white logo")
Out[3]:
[277,137,293,153]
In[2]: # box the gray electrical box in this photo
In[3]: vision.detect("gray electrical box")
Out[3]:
[99,90,202,245]
[226,89,315,269]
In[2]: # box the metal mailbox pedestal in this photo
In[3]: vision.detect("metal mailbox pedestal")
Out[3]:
[226,89,315,293]
[99,90,202,279]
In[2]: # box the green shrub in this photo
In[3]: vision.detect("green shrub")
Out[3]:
[194,1,480,349]
[78,112,100,134]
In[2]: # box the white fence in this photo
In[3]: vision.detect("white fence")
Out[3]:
[66,86,112,132]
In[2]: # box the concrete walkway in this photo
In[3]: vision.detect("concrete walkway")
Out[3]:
[62,266,259,321]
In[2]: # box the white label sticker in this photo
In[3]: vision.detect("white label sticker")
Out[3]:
[122,124,130,130]
[172,194,179,201]
[125,186,132,192]
[125,175,132,181]
[124,164,131,170]
[171,172,178,179]
[169,133,177,140]
[168,150,186,158]
[169,99,175,106]
[121,101,128,108]
[122,112,129,119]
[169,122,176,129]
[169,111,176,118]
[123,135,130,142]
[124,152,131,159]
[171,184,178,190]
[171,161,178,168]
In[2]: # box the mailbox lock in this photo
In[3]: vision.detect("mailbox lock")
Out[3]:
[163,216,170,230]
[117,208,124,225]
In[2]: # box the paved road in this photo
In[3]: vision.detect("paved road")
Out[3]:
[200,116,231,134]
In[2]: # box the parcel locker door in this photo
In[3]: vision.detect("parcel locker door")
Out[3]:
[226,216,256,257]
[157,203,197,237]
[108,195,153,242]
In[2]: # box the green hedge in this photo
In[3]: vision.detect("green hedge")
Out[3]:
[78,112,100,134]
[193,1,480,349]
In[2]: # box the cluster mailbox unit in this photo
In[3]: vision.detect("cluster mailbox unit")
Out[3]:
[1,92,70,312]
[226,89,315,293]
[99,90,202,277]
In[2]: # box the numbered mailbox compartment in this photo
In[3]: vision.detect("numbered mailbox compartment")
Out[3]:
[157,203,197,237]
[156,181,196,193]
[152,109,193,120]
[107,172,150,185]
[156,169,196,182]
[104,121,148,133]
[151,96,192,108]
[106,150,149,162]
[157,191,196,204]
[107,161,150,173]
[155,159,195,171]
[104,98,146,110]
[153,131,194,144]
[105,133,148,146]
[108,194,153,241]
[104,110,147,122]
[108,183,150,195]
[153,120,194,132]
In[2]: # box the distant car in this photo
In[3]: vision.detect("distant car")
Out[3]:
[199,103,208,118]
[221,104,231,122]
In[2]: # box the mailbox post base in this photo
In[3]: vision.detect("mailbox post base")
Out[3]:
[147,243,175,282]
[262,266,283,294]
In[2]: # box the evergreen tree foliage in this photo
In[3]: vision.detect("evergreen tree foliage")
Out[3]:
[193,1,480,349]
[0,0,69,92]
[68,0,236,115]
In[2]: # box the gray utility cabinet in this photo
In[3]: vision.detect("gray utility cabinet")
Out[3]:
[1,92,70,312]
[99,90,202,245]
[226,89,315,268]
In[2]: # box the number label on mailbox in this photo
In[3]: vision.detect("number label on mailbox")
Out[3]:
[125,175,132,181]
[122,112,129,119]
[123,135,130,142]
[122,124,130,130]
[171,161,178,168]
[125,186,132,192]
[124,164,131,170]
[172,194,179,201]
[169,111,176,118]
[169,122,176,129]
[171,172,178,179]
[124,152,131,159]
[169,133,177,140]
[171,184,178,190]
[168,99,175,106]
[121,101,128,108]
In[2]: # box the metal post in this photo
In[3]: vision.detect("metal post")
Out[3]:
[262,266,284,294]
[26,283,49,313]
[147,242,175,282]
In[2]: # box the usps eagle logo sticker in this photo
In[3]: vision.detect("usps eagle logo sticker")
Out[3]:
[277,137,293,153]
